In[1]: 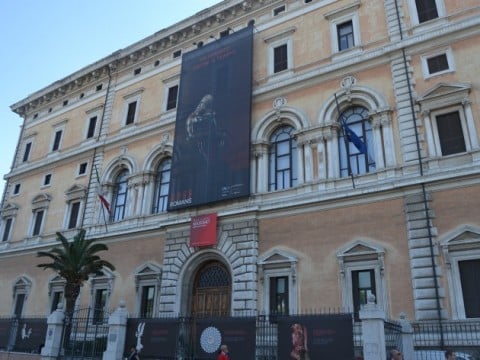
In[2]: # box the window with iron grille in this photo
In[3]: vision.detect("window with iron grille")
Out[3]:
[427,53,449,74]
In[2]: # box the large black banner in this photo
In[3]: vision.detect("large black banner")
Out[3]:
[168,26,253,210]
[277,314,354,360]
[195,317,256,360]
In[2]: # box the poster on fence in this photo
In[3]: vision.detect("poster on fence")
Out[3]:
[125,318,179,359]
[0,319,13,350]
[277,314,354,360]
[13,319,48,353]
[196,317,256,359]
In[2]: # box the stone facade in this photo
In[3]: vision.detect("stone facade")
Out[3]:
[1,0,480,327]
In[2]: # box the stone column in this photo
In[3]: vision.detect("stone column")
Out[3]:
[103,301,128,360]
[40,303,65,360]
[398,313,414,360]
[359,295,386,360]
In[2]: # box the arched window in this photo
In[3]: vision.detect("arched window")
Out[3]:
[268,126,297,191]
[111,170,129,222]
[152,159,171,214]
[338,106,375,177]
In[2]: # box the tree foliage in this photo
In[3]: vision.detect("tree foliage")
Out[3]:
[37,229,115,317]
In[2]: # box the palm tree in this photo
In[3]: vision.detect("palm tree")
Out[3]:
[37,229,115,340]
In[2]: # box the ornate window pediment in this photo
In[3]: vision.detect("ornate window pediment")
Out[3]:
[337,239,385,263]
[417,82,471,111]
[65,185,87,201]
[1,203,19,217]
[31,193,51,209]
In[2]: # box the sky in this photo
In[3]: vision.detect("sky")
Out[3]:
[0,0,221,198]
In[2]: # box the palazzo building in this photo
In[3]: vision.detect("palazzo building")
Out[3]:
[1,0,480,325]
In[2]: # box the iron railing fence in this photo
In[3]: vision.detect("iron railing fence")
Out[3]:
[125,312,356,360]
[61,307,110,360]
[413,320,480,360]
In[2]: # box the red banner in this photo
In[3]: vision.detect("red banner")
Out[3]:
[190,213,217,247]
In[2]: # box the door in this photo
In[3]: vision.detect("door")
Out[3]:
[192,261,231,316]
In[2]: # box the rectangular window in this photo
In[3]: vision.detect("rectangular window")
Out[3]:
[436,111,466,155]
[50,291,64,313]
[14,293,25,317]
[68,202,81,229]
[273,44,288,73]
[459,259,480,318]
[427,54,449,74]
[43,174,52,186]
[2,218,12,242]
[13,184,21,195]
[79,162,88,175]
[140,286,155,318]
[125,101,137,125]
[352,269,376,320]
[32,210,44,236]
[87,116,97,138]
[273,5,285,16]
[337,21,355,51]
[415,0,439,23]
[166,85,179,111]
[93,289,107,324]
[23,142,32,162]
[270,276,289,315]
[52,130,63,151]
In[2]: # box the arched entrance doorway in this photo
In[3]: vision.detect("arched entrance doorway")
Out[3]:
[191,261,231,316]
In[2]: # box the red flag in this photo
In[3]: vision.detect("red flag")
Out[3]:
[95,166,110,213]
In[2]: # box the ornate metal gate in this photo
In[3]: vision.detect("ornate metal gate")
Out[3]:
[62,307,109,359]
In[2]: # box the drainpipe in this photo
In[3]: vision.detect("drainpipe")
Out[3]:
[393,0,444,346]
[80,63,114,229]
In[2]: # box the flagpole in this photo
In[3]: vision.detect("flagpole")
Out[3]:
[334,93,355,188]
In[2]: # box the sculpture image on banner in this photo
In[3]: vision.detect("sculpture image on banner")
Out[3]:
[168,26,253,210]
[277,315,354,360]
[195,317,256,359]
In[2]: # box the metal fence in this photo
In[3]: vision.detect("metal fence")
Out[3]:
[125,312,356,360]
[61,307,110,359]
[413,320,480,360]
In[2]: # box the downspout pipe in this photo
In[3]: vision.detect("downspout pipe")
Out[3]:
[80,63,114,229]
[393,0,444,343]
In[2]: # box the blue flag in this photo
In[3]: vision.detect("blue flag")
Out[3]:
[341,118,367,154]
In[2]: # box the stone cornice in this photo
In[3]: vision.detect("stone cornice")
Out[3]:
[10,0,280,117]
